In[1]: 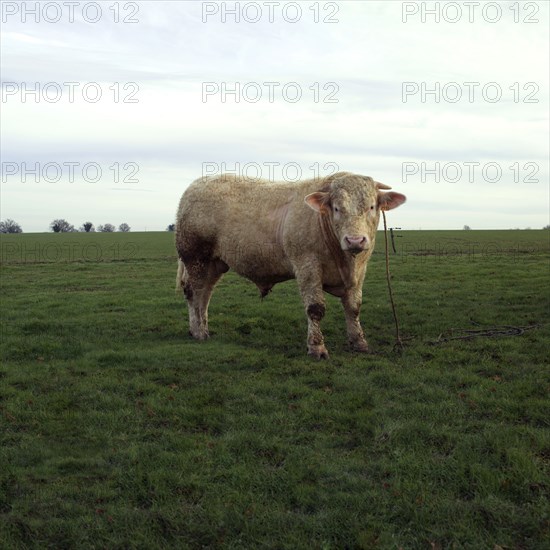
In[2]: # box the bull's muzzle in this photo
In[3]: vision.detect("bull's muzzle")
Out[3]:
[344,235,368,252]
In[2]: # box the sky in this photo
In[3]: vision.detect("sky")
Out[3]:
[1,0,549,232]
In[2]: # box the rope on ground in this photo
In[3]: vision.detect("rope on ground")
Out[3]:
[429,324,541,345]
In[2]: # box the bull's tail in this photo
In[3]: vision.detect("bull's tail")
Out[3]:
[176,258,186,293]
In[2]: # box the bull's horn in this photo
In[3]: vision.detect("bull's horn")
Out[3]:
[376,182,392,190]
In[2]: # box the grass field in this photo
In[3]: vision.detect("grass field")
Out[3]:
[1,229,549,549]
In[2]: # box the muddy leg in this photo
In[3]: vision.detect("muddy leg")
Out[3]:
[181,259,228,340]
[296,266,329,359]
[341,287,369,352]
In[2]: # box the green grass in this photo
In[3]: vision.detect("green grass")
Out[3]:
[1,230,549,549]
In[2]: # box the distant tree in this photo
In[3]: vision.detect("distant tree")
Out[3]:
[118,223,130,232]
[167,224,175,232]
[98,223,115,233]
[543,224,550,230]
[50,219,75,233]
[463,225,471,230]
[0,219,23,233]
[81,222,95,233]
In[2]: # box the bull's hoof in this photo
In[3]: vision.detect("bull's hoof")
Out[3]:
[189,330,209,340]
[307,345,329,360]
[351,340,370,353]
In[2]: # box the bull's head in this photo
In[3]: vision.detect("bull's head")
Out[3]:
[304,174,406,254]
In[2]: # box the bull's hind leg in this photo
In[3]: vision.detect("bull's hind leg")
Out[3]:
[181,259,228,340]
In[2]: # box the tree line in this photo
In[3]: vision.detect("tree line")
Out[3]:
[0,219,130,233]
[3,219,548,234]
[49,220,131,233]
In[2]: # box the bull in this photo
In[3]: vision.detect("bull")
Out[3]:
[175,171,406,359]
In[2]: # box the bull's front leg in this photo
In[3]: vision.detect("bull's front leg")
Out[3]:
[295,266,329,360]
[341,286,369,353]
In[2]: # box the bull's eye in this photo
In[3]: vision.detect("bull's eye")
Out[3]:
[370,205,375,210]
[333,206,339,213]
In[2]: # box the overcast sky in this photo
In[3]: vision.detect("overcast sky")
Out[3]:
[1,0,548,231]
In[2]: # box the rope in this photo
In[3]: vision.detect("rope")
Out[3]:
[382,210,404,352]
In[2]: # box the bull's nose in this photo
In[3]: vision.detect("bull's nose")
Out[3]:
[344,235,367,249]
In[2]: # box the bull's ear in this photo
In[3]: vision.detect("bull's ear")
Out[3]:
[376,181,392,190]
[379,192,406,211]
[305,192,330,213]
